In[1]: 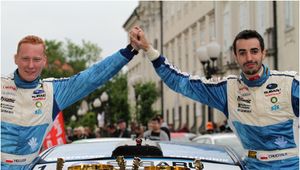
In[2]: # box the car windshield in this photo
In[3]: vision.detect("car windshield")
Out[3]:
[153,142,234,164]
[40,141,235,165]
[41,141,121,162]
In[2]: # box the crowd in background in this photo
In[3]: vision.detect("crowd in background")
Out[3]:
[66,115,231,143]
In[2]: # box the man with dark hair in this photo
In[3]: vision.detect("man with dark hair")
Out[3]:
[155,115,170,140]
[115,119,131,138]
[130,27,299,169]
[143,117,169,141]
[1,33,139,169]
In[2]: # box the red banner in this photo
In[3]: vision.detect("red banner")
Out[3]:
[42,112,67,150]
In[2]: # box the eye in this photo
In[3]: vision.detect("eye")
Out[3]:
[238,51,246,56]
[21,57,30,61]
[250,49,259,55]
[33,58,42,62]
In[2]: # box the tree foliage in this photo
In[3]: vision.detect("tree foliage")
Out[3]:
[79,73,131,129]
[97,74,130,124]
[135,82,159,126]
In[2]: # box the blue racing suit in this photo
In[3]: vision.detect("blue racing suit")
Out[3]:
[151,55,299,170]
[1,46,136,170]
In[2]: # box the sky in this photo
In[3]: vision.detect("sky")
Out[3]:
[1,1,138,75]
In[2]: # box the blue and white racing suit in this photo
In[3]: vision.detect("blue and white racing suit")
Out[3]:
[150,54,299,170]
[1,46,136,170]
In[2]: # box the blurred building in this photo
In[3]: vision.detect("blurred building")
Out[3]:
[123,1,299,133]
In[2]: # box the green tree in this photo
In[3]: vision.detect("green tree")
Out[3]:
[99,74,130,124]
[135,82,159,125]
[78,112,97,130]
[65,39,101,72]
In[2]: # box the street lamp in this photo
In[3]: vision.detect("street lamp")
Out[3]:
[71,115,77,122]
[93,98,102,108]
[100,92,109,102]
[197,41,221,79]
[196,41,221,124]
[100,92,109,123]
[77,100,89,116]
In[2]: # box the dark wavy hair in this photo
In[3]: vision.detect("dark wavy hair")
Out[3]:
[232,30,265,55]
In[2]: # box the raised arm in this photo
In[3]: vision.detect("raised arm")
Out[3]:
[50,45,137,114]
[130,26,229,116]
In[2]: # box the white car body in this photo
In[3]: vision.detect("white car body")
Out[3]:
[192,133,245,158]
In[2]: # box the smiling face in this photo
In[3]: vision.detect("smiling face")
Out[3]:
[234,38,266,76]
[15,43,46,82]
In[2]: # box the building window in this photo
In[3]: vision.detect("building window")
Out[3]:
[223,2,231,51]
[285,1,294,31]
[177,35,182,68]
[184,31,189,71]
[165,44,169,60]
[186,105,190,128]
[166,109,169,125]
[192,25,197,73]
[172,107,175,127]
[176,2,182,20]
[239,1,250,31]
[193,103,197,128]
[208,11,216,40]
[178,106,182,129]
[153,39,158,49]
[200,18,206,45]
[171,40,175,63]
[255,1,266,35]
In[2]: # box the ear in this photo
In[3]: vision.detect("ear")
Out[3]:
[14,54,18,65]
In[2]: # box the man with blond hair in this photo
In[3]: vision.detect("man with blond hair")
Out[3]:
[1,34,139,169]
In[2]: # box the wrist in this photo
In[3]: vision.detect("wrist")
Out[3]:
[127,44,139,55]
[144,45,160,61]
[120,44,139,61]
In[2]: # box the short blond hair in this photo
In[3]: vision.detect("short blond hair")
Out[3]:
[17,35,46,54]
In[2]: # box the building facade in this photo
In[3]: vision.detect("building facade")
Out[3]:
[123,1,299,133]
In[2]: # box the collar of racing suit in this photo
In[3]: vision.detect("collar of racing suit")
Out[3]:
[14,69,41,89]
[240,64,270,87]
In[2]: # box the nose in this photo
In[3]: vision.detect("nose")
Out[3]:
[28,59,34,68]
[245,52,253,62]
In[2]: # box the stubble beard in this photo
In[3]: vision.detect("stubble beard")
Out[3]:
[242,61,263,76]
